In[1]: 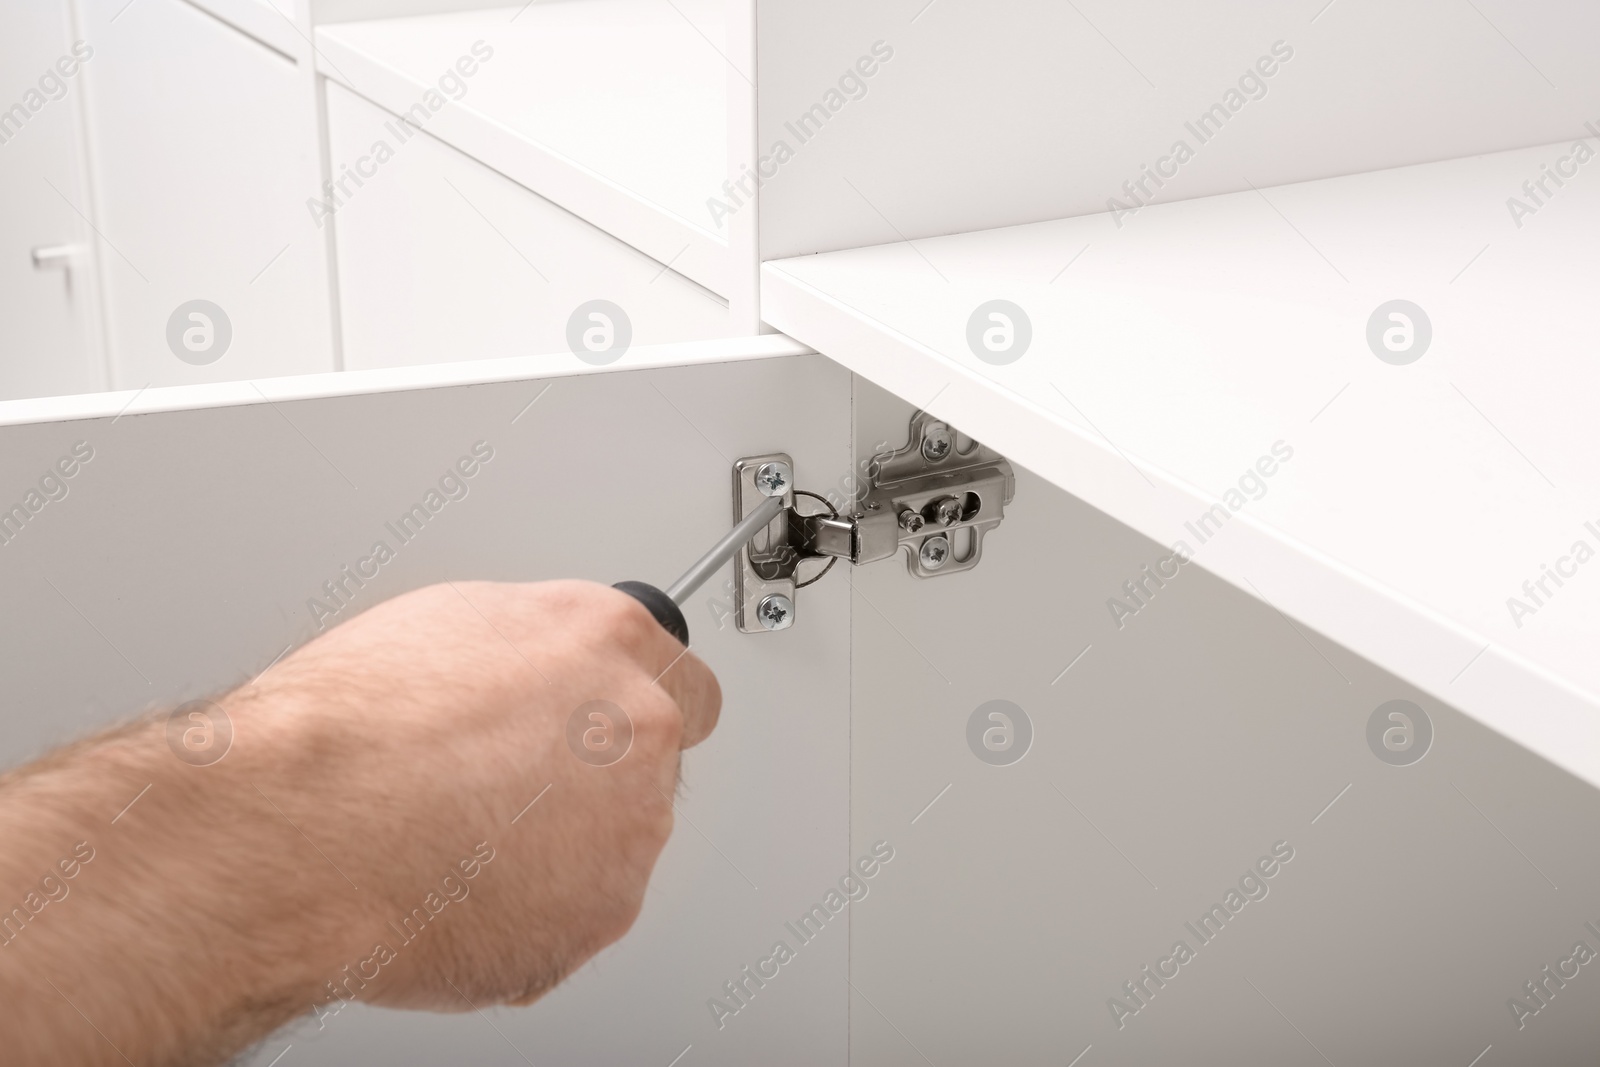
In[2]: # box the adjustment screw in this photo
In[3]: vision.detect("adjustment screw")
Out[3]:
[899,508,925,532]
[919,534,951,570]
[755,461,792,498]
[932,496,963,526]
[756,593,795,631]
[921,424,952,462]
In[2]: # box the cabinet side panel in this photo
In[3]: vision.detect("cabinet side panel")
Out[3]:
[849,376,1600,1064]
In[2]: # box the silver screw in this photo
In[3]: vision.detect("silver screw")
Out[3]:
[921,424,952,462]
[919,535,951,570]
[899,508,925,532]
[755,461,792,498]
[932,496,963,526]
[755,593,794,631]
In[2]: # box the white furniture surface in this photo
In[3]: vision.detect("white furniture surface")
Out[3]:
[4,2,1600,1062]
[755,0,1600,257]
[0,352,852,1067]
[3,354,1597,1067]
[0,334,810,428]
[80,0,337,389]
[0,0,103,398]
[187,0,302,58]
[327,83,731,369]
[764,139,1600,789]
[314,0,730,296]
[845,379,1600,1067]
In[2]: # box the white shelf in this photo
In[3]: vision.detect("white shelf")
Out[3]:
[764,139,1600,788]
[314,0,730,294]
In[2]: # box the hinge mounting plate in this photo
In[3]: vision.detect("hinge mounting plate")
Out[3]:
[731,412,1014,633]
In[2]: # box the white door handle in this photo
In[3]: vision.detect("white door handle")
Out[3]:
[31,244,84,270]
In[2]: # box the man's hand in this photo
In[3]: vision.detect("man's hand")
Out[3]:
[0,580,721,1066]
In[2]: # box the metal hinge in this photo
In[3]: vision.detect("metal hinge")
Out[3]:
[731,411,1015,633]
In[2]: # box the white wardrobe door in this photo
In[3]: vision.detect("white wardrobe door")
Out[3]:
[0,0,102,400]
[80,0,335,388]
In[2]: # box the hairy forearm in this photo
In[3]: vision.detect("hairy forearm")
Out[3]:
[0,690,356,1066]
[0,579,721,1066]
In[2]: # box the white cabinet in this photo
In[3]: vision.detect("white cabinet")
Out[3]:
[326,83,730,370]
[2,1,1600,1063]
[0,0,103,399]
[76,0,337,388]
[3,346,1600,1065]
[843,393,1596,1067]
[313,0,732,298]
[0,350,852,1065]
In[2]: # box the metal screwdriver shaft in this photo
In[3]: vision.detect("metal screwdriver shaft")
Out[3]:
[612,493,787,646]
[665,494,785,605]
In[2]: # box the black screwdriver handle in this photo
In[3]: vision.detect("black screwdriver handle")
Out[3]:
[612,581,690,645]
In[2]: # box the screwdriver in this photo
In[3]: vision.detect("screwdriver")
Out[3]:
[613,494,786,645]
